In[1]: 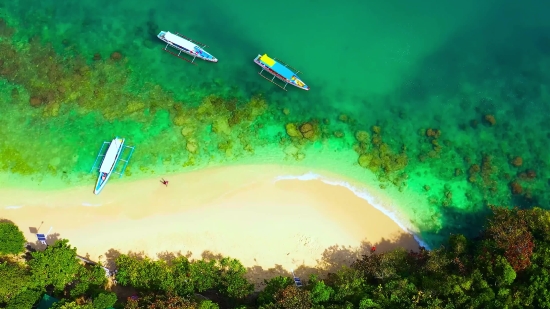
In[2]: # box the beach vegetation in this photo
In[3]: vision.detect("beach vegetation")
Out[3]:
[4,289,42,309]
[29,239,84,293]
[0,220,26,255]
[7,206,550,308]
[0,261,31,303]
[92,292,117,309]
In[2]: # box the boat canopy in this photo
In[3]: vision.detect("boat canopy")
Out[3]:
[165,32,197,51]
[99,138,123,173]
[260,54,275,67]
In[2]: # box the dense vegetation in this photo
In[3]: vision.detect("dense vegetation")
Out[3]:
[2,205,550,308]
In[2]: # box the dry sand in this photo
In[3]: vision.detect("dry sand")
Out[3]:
[0,165,418,288]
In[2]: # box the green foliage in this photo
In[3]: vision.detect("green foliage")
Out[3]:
[258,276,293,305]
[52,300,94,308]
[218,257,254,298]
[307,275,333,305]
[0,221,26,255]
[114,254,171,292]
[188,259,219,292]
[327,267,365,303]
[7,205,550,309]
[124,293,201,309]
[28,239,83,293]
[71,264,109,298]
[5,289,41,309]
[92,292,117,309]
[198,300,220,309]
[274,285,311,309]
[0,261,31,303]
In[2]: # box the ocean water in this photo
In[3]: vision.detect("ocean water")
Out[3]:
[1,0,550,247]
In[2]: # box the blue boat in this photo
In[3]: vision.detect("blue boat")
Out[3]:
[254,54,309,91]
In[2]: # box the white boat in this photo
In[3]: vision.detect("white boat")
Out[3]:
[90,137,135,195]
[157,31,218,64]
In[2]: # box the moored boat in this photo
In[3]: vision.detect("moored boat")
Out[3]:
[254,54,309,91]
[90,137,135,195]
[158,31,218,64]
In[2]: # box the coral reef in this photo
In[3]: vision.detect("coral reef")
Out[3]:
[355,126,408,190]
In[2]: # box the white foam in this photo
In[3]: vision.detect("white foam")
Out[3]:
[82,203,102,207]
[273,172,430,249]
[5,205,23,209]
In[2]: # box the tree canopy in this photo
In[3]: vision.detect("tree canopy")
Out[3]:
[4,206,550,308]
[0,220,26,255]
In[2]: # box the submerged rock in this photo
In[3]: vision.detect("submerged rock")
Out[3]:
[186,138,198,153]
[285,123,302,138]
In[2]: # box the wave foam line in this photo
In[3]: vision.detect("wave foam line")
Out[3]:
[5,205,23,209]
[273,172,430,249]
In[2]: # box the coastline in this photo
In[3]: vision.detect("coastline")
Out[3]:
[0,164,420,288]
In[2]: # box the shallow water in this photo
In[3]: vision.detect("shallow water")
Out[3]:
[1,0,550,247]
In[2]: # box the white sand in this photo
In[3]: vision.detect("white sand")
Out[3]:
[0,165,418,288]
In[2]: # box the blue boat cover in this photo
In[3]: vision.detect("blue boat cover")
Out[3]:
[271,62,295,80]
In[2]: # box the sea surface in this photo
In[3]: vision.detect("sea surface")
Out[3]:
[1,0,550,247]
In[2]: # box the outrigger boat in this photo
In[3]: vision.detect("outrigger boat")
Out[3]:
[90,137,135,195]
[158,31,218,65]
[254,54,309,91]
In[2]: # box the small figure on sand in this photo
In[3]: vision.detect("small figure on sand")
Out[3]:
[160,178,169,187]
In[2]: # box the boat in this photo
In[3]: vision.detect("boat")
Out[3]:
[157,31,218,64]
[90,137,135,195]
[253,54,309,91]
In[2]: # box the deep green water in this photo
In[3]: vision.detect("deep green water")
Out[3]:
[1,0,550,247]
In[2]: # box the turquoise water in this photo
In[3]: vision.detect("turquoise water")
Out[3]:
[1,0,550,247]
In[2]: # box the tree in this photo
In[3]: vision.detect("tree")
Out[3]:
[258,276,294,306]
[28,239,83,293]
[307,275,334,305]
[5,289,41,309]
[487,206,535,272]
[0,261,31,304]
[124,293,206,309]
[0,221,26,255]
[92,292,117,309]
[52,300,94,308]
[115,254,172,292]
[188,259,219,293]
[71,264,108,298]
[217,257,253,299]
[274,285,312,309]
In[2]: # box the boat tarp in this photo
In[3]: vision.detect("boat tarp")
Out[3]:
[271,62,295,80]
[260,54,275,67]
[36,294,60,309]
[165,32,197,51]
[100,138,123,173]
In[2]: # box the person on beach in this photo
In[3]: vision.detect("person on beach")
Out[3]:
[160,178,169,187]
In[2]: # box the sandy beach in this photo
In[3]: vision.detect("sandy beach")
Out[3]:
[0,165,418,288]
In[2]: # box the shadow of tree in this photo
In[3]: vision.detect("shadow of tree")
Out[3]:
[103,248,122,270]
[244,233,419,291]
[156,250,193,265]
[201,250,223,261]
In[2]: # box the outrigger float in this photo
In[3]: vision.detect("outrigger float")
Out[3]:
[90,137,135,195]
[254,54,309,91]
[158,31,218,65]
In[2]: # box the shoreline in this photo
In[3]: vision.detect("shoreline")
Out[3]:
[1,164,421,288]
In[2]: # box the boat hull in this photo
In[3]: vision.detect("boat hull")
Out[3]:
[158,31,218,63]
[93,137,125,195]
[254,55,309,91]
